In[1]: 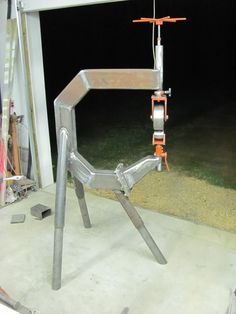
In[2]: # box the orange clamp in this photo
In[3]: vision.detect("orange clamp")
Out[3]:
[155,145,170,171]
[151,95,168,122]
[133,16,187,26]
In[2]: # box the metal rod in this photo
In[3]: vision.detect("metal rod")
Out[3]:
[0,291,32,313]
[15,0,40,186]
[73,177,91,228]
[114,190,167,265]
[0,292,19,310]
[155,44,163,90]
[52,128,69,290]
[157,25,161,45]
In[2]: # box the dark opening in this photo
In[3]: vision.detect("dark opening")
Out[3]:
[40,0,235,188]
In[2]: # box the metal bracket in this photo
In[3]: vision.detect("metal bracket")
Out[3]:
[69,151,161,194]
[115,163,131,196]
[52,68,167,290]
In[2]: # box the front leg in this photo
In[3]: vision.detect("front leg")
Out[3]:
[114,190,167,265]
[52,128,69,290]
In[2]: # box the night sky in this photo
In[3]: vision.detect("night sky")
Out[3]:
[39,0,235,148]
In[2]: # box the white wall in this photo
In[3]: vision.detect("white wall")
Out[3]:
[22,0,127,12]
[25,12,54,186]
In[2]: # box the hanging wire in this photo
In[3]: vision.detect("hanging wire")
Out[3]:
[152,0,156,69]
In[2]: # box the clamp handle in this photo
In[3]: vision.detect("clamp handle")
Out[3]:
[133,16,186,25]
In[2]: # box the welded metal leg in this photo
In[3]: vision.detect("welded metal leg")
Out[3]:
[73,177,91,228]
[114,190,167,265]
[52,129,69,290]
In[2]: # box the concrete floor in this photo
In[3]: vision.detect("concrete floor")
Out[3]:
[1,185,236,314]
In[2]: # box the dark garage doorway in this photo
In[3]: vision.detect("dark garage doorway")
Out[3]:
[40,0,236,190]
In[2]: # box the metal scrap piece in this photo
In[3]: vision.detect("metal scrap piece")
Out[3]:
[10,214,25,224]
[31,204,52,220]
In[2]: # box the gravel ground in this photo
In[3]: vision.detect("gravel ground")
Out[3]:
[88,171,236,233]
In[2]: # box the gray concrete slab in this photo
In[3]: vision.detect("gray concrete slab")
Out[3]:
[0,185,236,314]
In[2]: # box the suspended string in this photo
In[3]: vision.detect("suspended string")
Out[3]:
[152,0,156,68]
